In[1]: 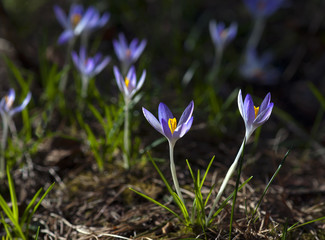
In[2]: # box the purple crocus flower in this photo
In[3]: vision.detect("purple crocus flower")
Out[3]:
[113,33,147,72]
[113,66,146,101]
[209,20,237,51]
[54,4,109,44]
[240,48,279,85]
[142,101,194,146]
[0,89,31,117]
[243,0,284,18]
[238,89,273,139]
[72,47,110,78]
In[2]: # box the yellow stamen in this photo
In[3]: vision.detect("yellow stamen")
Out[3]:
[254,106,259,118]
[5,96,13,109]
[71,14,82,27]
[125,77,130,87]
[168,118,177,135]
[126,49,131,58]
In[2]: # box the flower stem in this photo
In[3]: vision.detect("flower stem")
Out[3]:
[206,138,246,225]
[81,75,89,99]
[123,100,130,169]
[168,141,185,205]
[59,39,75,92]
[0,115,9,178]
[246,16,265,51]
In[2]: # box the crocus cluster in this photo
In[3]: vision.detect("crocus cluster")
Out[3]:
[54,4,110,45]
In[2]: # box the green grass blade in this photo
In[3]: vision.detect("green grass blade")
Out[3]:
[149,154,174,195]
[6,166,18,221]
[281,219,288,240]
[210,176,253,223]
[200,156,215,189]
[251,150,289,221]
[31,183,55,217]
[88,104,105,128]
[129,188,182,222]
[1,213,13,239]
[186,160,196,183]
[308,82,325,110]
[0,194,25,239]
[20,188,42,225]
[288,216,325,232]
[204,184,215,206]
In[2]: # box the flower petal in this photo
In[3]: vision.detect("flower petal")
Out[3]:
[58,30,74,45]
[93,56,110,75]
[10,92,31,116]
[259,92,271,112]
[254,102,274,125]
[243,94,255,124]
[53,5,69,28]
[175,116,193,138]
[133,39,147,60]
[158,102,173,123]
[237,89,244,118]
[135,70,146,93]
[113,66,124,93]
[161,118,173,140]
[178,100,194,126]
[142,107,163,135]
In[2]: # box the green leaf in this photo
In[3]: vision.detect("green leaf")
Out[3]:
[6,166,18,222]
[129,187,182,222]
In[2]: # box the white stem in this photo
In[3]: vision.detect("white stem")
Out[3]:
[59,39,75,92]
[206,138,246,224]
[0,115,9,178]
[81,75,89,99]
[246,16,265,51]
[168,140,185,205]
[123,100,130,169]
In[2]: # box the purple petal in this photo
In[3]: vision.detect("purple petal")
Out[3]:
[254,102,274,125]
[54,5,69,28]
[178,100,194,126]
[99,13,110,27]
[132,39,147,60]
[175,116,193,138]
[75,7,96,35]
[69,4,83,17]
[142,107,163,135]
[259,92,271,112]
[237,89,244,118]
[10,92,31,116]
[93,56,110,75]
[135,70,146,92]
[126,66,136,87]
[227,22,238,42]
[113,40,124,60]
[113,66,124,93]
[118,33,128,51]
[158,103,174,123]
[58,30,74,45]
[71,51,80,71]
[161,118,173,140]
[244,94,255,124]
